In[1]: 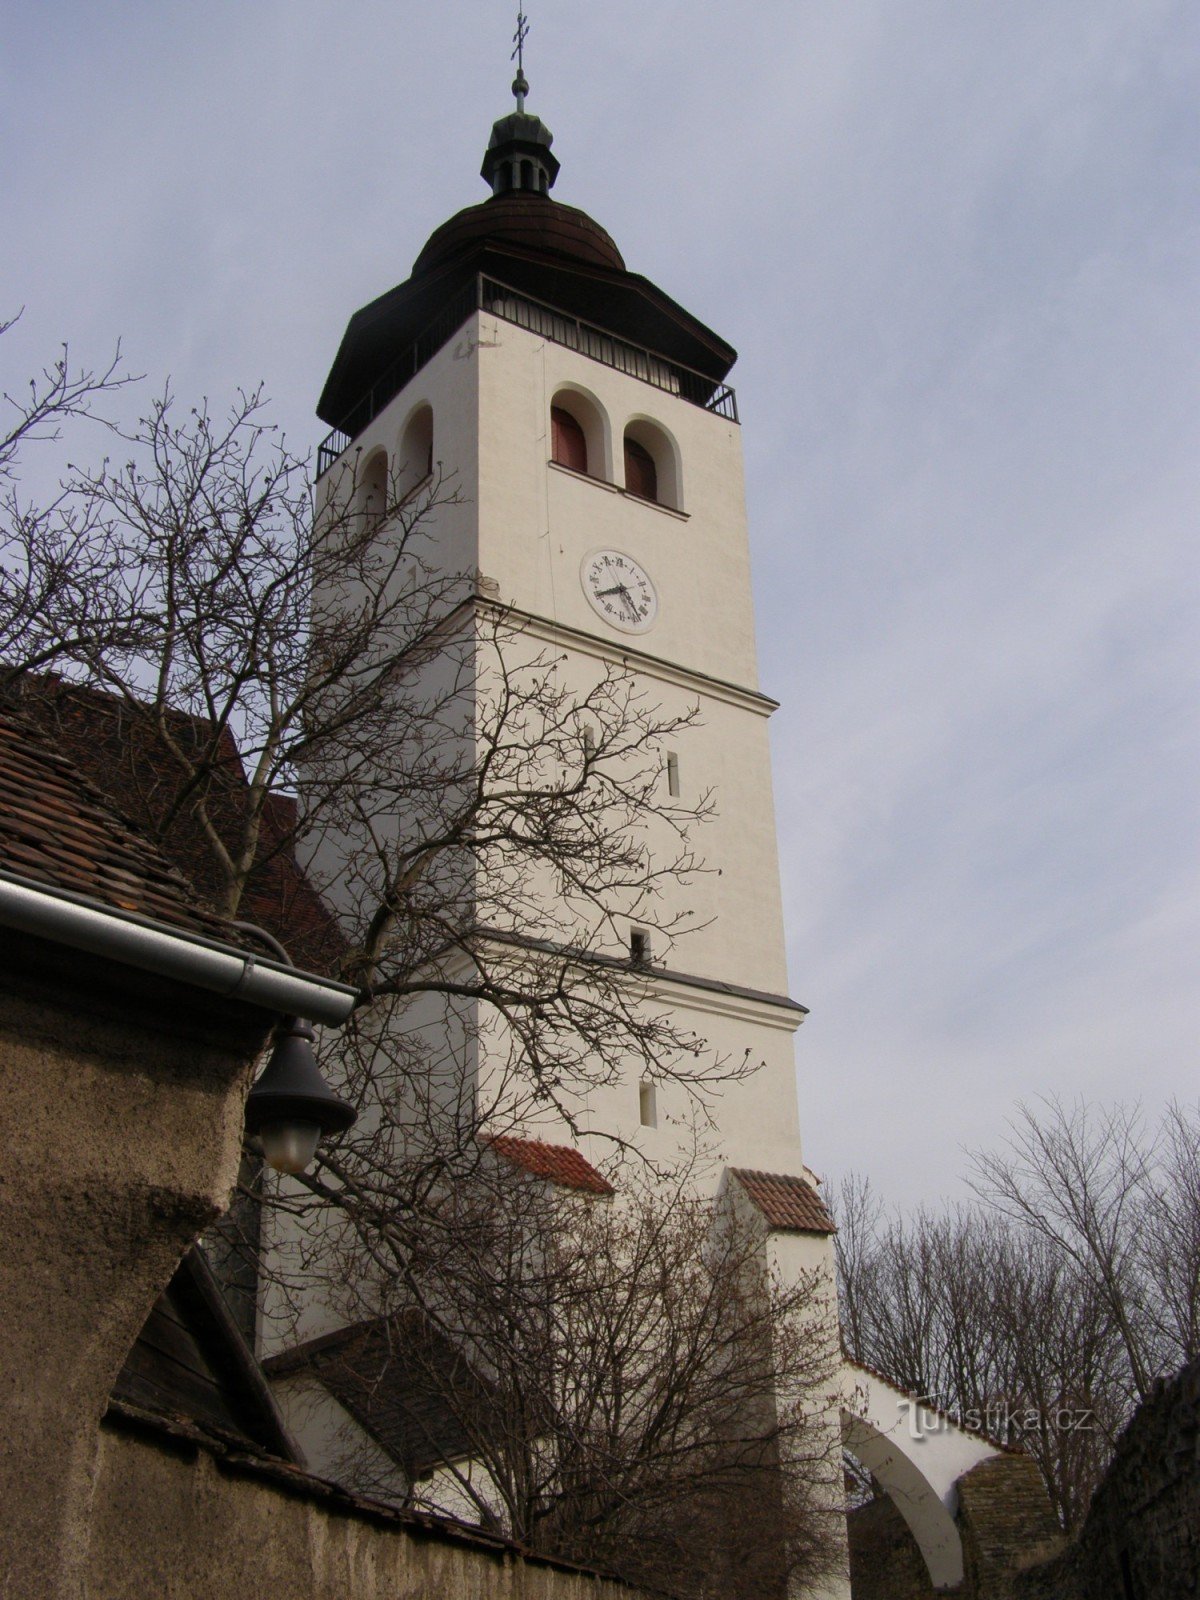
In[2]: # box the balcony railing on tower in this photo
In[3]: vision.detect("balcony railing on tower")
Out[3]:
[316,275,738,479]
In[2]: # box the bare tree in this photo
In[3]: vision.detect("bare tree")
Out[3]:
[834,1097,1200,1532]
[0,335,745,1138]
[287,1159,846,1598]
[969,1098,1155,1399]
[2,329,834,1587]
[1141,1100,1200,1367]
[0,314,137,673]
[0,313,132,478]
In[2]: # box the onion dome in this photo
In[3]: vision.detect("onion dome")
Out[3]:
[412,71,623,279]
[316,74,735,436]
[412,193,624,278]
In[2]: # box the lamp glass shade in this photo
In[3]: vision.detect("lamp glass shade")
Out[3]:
[259,1120,322,1175]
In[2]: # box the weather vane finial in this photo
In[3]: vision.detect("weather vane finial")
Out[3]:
[511,8,530,112]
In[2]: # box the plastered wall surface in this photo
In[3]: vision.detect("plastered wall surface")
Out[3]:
[86,1418,653,1600]
[0,959,270,1600]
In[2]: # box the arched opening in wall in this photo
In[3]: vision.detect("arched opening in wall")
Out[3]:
[549,388,608,480]
[623,419,681,509]
[396,405,434,501]
[841,1410,968,1590]
[359,449,388,527]
[623,438,656,502]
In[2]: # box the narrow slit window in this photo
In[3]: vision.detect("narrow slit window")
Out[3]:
[665,751,680,797]
[639,1082,658,1129]
[630,928,651,965]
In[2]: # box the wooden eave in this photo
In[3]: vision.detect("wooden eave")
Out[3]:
[317,243,736,431]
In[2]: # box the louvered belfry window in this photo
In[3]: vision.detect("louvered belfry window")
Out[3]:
[551,406,588,474]
[624,437,658,502]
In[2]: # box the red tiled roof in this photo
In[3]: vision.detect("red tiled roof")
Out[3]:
[731,1169,836,1235]
[0,707,237,941]
[488,1135,614,1196]
[4,680,345,975]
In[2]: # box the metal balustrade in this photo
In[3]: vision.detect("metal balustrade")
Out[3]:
[316,275,737,479]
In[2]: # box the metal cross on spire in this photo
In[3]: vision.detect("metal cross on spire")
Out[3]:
[511,8,530,112]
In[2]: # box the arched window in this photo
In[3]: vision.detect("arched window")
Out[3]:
[550,387,610,480]
[551,405,588,474]
[623,437,657,502]
[359,449,388,526]
[622,419,681,510]
[397,404,434,500]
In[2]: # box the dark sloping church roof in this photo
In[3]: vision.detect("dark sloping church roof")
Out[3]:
[113,1246,297,1460]
[266,1311,490,1476]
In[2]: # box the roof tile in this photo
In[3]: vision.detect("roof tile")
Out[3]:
[4,681,345,974]
[488,1135,614,1196]
[0,708,236,941]
[731,1169,836,1235]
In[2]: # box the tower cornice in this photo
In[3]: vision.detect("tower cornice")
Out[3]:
[474,598,779,719]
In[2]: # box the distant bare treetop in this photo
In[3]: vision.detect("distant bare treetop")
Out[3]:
[834,1095,1200,1531]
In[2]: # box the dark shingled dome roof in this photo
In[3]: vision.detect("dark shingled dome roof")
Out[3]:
[412,192,625,278]
[316,111,736,434]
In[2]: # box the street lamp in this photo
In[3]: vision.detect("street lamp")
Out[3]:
[244,1016,357,1174]
[231,921,358,1175]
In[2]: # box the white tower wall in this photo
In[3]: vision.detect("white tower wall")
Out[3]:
[311,306,812,1178]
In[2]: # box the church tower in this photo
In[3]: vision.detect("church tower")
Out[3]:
[314,77,822,1192]
[265,62,1038,1598]
[270,57,855,1593]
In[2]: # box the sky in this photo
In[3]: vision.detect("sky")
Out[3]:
[3,1,1197,1207]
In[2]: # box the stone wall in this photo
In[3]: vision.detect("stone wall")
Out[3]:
[847,1452,1062,1600]
[1015,1357,1200,1600]
[847,1361,1200,1599]
[957,1454,1063,1597]
[846,1499,937,1600]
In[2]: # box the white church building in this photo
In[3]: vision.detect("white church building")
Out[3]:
[263,68,1014,1598]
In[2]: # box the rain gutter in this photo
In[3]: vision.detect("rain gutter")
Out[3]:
[0,869,357,1026]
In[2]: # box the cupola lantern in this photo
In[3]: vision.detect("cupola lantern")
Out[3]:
[481,8,559,196]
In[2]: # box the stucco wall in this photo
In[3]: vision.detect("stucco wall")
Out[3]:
[89,1407,652,1600]
[0,945,273,1600]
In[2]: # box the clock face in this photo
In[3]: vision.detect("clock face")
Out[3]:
[580,549,659,634]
